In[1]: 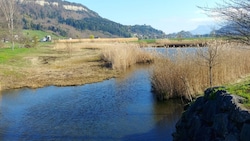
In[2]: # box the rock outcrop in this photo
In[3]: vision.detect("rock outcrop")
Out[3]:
[173,87,250,141]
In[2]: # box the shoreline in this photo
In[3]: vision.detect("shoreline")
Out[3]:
[1,68,119,91]
[0,45,120,92]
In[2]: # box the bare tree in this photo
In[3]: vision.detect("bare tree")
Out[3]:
[0,0,17,50]
[200,0,250,45]
[196,40,221,88]
[0,12,8,44]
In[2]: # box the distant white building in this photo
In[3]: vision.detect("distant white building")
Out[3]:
[40,35,52,42]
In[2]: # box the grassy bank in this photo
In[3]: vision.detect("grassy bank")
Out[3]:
[0,42,120,90]
[23,30,64,40]
[0,40,154,91]
[151,41,250,101]
[226,78,250,108]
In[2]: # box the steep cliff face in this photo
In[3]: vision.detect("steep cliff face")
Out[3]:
[18,0,98,16]
[173,87,250,141]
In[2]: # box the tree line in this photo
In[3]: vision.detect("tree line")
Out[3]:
[58,17,132,37]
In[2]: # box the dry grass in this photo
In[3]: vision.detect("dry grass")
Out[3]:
[151,41,250,101]
[55,38,138,43]
[0,42,122,90]
[101,43,154,70]
[0,41,152,90]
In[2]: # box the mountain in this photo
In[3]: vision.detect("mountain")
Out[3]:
[190,25,212,35]
[166,30,193,38]
[190,25,220,35]
[215,24,244,36]
[166,25,220,39]
[17,0,165,38]
[129,25,166,39]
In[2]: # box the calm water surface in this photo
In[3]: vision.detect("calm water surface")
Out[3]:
[0,60,183,141]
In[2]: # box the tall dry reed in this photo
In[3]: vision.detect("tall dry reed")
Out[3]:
[151,41,250,101]
[101,44,154,70]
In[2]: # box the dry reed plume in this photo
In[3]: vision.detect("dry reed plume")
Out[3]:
[54,41,154,70]
[151,41,250,101]
[101,44,154,70]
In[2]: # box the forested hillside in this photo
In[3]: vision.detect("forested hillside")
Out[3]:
[17,0,165,38]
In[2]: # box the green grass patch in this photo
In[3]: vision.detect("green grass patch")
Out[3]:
[225,78,250,108]
[23,29,64,40]
[0,47,40,64]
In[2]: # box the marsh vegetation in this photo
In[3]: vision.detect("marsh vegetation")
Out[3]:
[1,38,250,107]
[0,40,154,90]
[151,41,250,101]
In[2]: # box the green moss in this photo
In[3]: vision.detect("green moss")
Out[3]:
[208,87,227,100]
[209,90,217,100]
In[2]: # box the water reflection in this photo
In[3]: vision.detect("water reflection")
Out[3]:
[123,100,183,141]
[0,63,183,141]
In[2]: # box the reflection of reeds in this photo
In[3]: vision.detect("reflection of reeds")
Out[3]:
[151,41,250,101]
[101,44,154,70]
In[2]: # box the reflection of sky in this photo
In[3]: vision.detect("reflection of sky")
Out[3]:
[0,65,183,140]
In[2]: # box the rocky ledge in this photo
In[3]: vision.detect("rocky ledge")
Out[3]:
[173,87,250,141]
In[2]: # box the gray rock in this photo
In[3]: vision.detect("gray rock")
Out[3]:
[225,134,239,141]
[173,87,250,141]
[213,113,228,137]
[240,123,250,141]
[201,100,217,123]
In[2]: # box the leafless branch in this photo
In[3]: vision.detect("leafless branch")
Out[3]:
[199,0,250,45]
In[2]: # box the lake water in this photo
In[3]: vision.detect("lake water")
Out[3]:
[0,51,184,141]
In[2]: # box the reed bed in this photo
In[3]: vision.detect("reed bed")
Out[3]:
[54,41,154,70]
[151,41,250,101]
[101,44,154,70]
[55,38,138,43]
[54,41,137,50]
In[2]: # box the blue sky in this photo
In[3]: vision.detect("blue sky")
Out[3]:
[68,0,220,33]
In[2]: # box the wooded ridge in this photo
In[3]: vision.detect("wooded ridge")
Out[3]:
[17,0,165,38]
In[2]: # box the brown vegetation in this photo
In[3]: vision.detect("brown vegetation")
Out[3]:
[101,43,154,70]
[55,38,138,43]
[0,42,121,90]
[0,41,154,91]
[151,41,250,101]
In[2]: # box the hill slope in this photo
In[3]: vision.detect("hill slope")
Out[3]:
[17,0,165,38]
